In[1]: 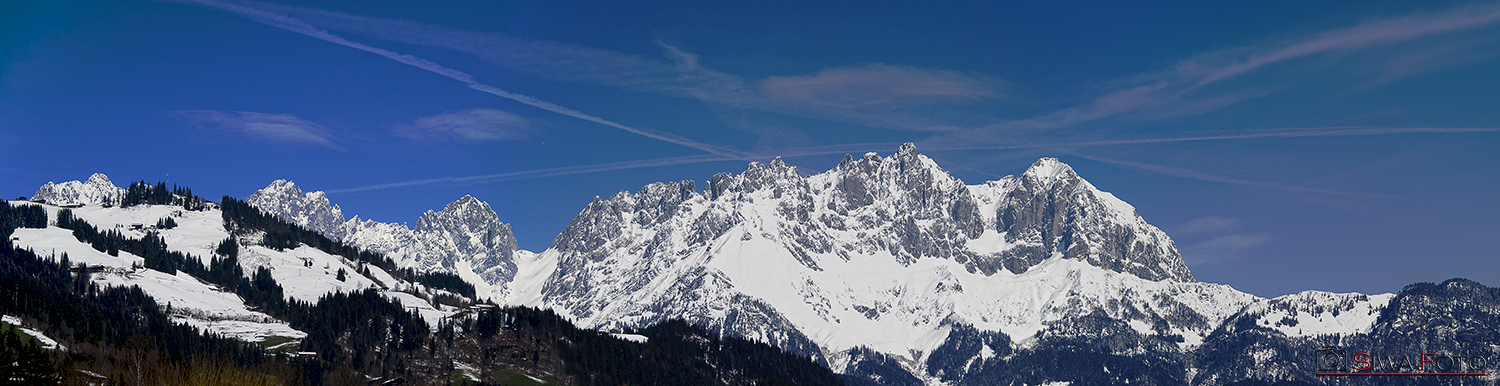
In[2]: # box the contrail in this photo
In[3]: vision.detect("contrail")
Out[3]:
[326,143,907,194]
[932,126,1500,151]
[326,154,735,194]
[1067,153,1403,198]
[323,125,1497,195]
[184,0,751,160]
[466,84,752,160]
[1063,126,1500,147]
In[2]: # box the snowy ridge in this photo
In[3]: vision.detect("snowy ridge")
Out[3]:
[512,144,1244,381]
[30,173,125,206]
[247,180,348,239]
[248,184,522,300]
[1243,291,1394,338]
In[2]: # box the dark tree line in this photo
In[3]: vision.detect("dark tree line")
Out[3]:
[1,201,274,383]
[120,181,211,210]
[9,197,437,383]
[0,323,62,384]
[57,208,207,276]
[0,201,46,236]
[156,216,178,229]
[441,305,844,386]
[221,196,476,296]
[409,271,476,298]
[220,196,398,273]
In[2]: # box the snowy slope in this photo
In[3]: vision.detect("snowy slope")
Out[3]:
[6,193,468,344]
[248,182,521,301]
[7,200,305,343]
[1244,291,1394,338]
[508,144,1378,382]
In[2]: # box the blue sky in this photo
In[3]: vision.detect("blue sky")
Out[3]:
[2,0,1498,297]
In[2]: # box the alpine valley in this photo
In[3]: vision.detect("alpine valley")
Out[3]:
[5,144,1497,385]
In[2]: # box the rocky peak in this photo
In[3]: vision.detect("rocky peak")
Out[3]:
[1021,157,1077,183]
[247,180,348,240]
[249,182,525,300]
[413,195,520,276]
[84,173,116,189]
[993,157,1193,282]
[31,173,125,206]
[552,145,1192,281]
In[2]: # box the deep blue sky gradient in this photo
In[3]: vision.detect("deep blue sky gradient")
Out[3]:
[3,0,1498,297]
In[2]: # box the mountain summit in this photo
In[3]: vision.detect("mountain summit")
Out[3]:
[510,144,1238,380]
[31,173,125,206]
[248,182,525,299]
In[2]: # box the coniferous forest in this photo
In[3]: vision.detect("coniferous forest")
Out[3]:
[1,189,844,385]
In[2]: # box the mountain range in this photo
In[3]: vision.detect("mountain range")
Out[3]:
[22,144,1499,385]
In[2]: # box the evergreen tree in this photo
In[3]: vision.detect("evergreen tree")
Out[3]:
[0,330,62,384]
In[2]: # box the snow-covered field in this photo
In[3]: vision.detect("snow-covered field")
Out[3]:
[6,199,476,344]
[8,201,307,343]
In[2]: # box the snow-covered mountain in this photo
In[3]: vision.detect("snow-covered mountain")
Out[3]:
[31,173,125,206]
[232,145,1461,385]
[247,181,524,300]
[506,144,1249,380]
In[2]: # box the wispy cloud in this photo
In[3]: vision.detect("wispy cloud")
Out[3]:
[946,3,1500,139]
[236,2,760,106]
[181,0,752,160]
[926,126,1500,154]
[202,2,1002,132]
[761,64,997,108]
[326,154,735,194]
[393,108,531,142]
[1174,216,1241,235]
[1169,216,1270,266]
[324,122,1498,195]
[1181,3,1500,88]
[1179,233,1271,266]
[175,110,341,150]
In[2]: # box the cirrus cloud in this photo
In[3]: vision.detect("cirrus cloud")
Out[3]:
[174,110,341,150]
[393,108,532,142]
[760,64,999,108]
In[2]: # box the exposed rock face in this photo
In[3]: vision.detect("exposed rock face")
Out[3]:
[526,144,1233,384]
[986,157,1193,281]
[242,145,1496,386]
[248,180,348,239]
[31,173,125,206]
[248,183,520,299]
[406,195,519,285]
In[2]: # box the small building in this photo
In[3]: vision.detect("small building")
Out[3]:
[69,265,108,274]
